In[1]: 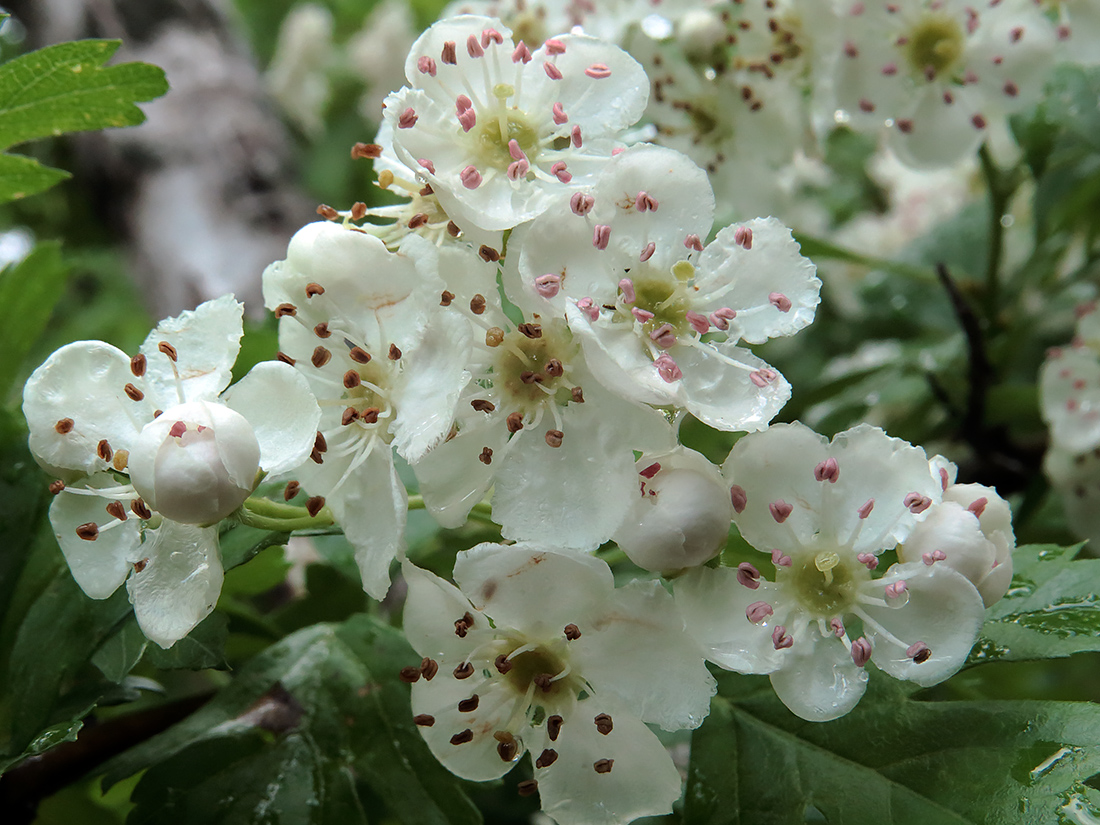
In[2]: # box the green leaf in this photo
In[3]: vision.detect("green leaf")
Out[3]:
[0,241,70,398]
[969,543,1100,666]
[91,618,148,683]
[0,152,69,202]
[101,616,481,825]
[685,674,1100,825]
[0,39,167,204]
[218,522,290,571]
[144,612,229,671]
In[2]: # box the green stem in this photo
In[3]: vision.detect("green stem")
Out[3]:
[407,493,496,525]
[791,232,937,284]
[235,497,334,532]
[978,144,1009,322]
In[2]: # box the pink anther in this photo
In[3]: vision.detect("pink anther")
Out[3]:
[686,311,710,334]
[730,485,747,513]
[857,498,875,519]
[750,369,777,388]
[544,38,566,55]
[939,467,950,490]
[544,61,563,80]
[639,462,661,479]
[418,56,437,76]
[576,297,599,322]
[535,274,561,298]
[460,165,482,189]
[856,552,878,570]
[571,125,582,147]
[709,307,736,331]
[906,640,930,660]
[551,162,572,183]
[398,108,418,129]
[814,457,840,483]
[967,497,988,518]
[593,224,611,250]
[636,191,659,212]
[570,192,594,215]
[640,242,656,262]
[771,548,792,567]
[904,492,932,514]
[618,278,636,304]
[441,41,457,64]
[508,139,526,161]
[772,625,794,650]
[769,292,792,312]
[922,549,947,565]
[458,108,476,132]
[631,307,654,323]
[507,159,530,180]
[734,226,753,249]
[168,420,187,438]
[418,158,436,174]
[851,637,872,667]
[882,62,897,75]
[737,562,761,589]
[649,324,676,349]
[831,617,845,637]
[684,233,704,251]
[482,28,504,46]
[512,42,532,63]
[654,353,682,383]
[746,601,773,624]
[585,63,612,79]
[885,580,907,600]
[769,500,793,523]
[552,102,568,124]
[467,34,485,58]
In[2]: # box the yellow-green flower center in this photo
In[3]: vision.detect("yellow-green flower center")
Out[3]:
[472,106,541,172]
[906,13,965,78]
[785,550,869,618]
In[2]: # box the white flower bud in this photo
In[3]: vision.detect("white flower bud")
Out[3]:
[128,400,260,525]
[676,10,726,60]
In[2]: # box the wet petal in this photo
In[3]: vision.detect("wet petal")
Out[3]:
[769,628,868,722]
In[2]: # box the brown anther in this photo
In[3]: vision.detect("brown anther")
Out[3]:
[314,432,328,454]
[352,142,383,159]
[571,387,585,403]
[48,479,65,495]
[349,346,371,364]
[275,303,298,318]
[458,695,480,712]
[101,501,128,523]
[478,245,500,263]
[284,481,301,501]
[454,611,474,638]
[306,496,326,517]
[520,371,540,385]
[419,185,433,196]
[357,407,378,424]
[76,522,99,541]
[389,343,402,360]
[517,780,538,797]
[453,662,475,679]
[134,558,148,573]
[317,204,340,220]
[532,673,554,693]
[130,353,147,377]
[311,346,332,368]
[414,714,436,727]
[518,323,542,339]
[496,736,518,762]
[168,421,187,438]
[305,283,325,298]
[594,758,614,774]
[547,715,563,741]
[479,447,494,465]
[131,498,152,519]
[55,418,74,434]
[277,351,297,366]
[112,449,129,471]
[408,212,430,229]
[124,383,144,401]
[564,623,581,641]
[535,749,558,769]
[544,430,564,448]
[420,657,439,680]
[469,294,487,315]
[351,202,368,221]
[311,449,323,465]
[97,439,113,462]
[506,412,525,433]
[471,399,495,413]
[153,409,163,418]
[913,647,932,664]
[399,666,422,683]
[447,221,461,237]
[378,170,395,189]
[485,327,505,347]
[440,290,455,306]
[314,322,332,338]
[494,653,513,674]
[594,713,613,735]
[341,407,360,426]
[344,370,362,389]
[157,341,178,362]
[450,729,474,745]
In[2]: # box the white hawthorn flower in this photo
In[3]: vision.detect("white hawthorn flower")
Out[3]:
[401,544,715,825]
[612,445,733,573]
[508,143,820,432]
[22,297,321,647]
[262,221,473,599]
[831,0,1056,167]
[675,423,985,721]
[1043,0,1100,65]
[383,14,649,232]
[1040,343,1100,455]
[265,3,334,135]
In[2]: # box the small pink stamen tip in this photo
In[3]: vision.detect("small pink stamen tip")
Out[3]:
[585,63,612,79]
[684,233,704,251]
[482,28,504,46]
[570,192,594,216]
[769,292,792,312]
[458,108,476,132]
[772,625,794,650]
[730,485,747,513]
[856,552,878,570]
[467,34,485,58]
[551,161,572,183]
[640,242,656,262]
[1068,398,1080,412]
[709,307,736,331]
[814,457,840,483]
[635,191,659,212]
[906,641,930,660]
[168,420,187,438]
[939,467,950,491]
[746,601,773,624]
[857,498,874,519]
[441,41,457,64]
[418,158,436,174]
[534,273,561,299]
[593,224,611,250]
[922,549,948,566]
[771,548,792,567]
[967,497,989,518]
[398,108,418,129]
[544,61,563,80]
[571,125,582,148]
[612,147,625,156]
[904,492,932,514]
[654,353,682,383]
[508,139,526,161]
[618,278,636,304]
[1074,379,1087,390]
[750,369,777,388]
[734,226,753,249]
[737,562,761,589]
[631,307,654,323]
[507,158,530,180]
[686,311,710,334]
[418,56,437,76]
[851,637,872,667]
[831,617,845,637]
[512,42,532,63]
[552,102,568,124]
[769,500,793,523]
[649,323,677,349]
[639,462,661,479]
[545,38,566,55]
[576,297,599,322]
[460,165,482,189]
[882,62,897,75]
[885,580,908,600]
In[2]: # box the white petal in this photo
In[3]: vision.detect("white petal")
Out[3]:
[412,423,506,528]
[49,474,144,599]
[1040,346,1100,454]
[859,562,984,687]
[897,502,997,598]
[572,579,715,731]
[533,697,682,825]
[674,341,791,433]
[127,521,223,649]
[221,361,322,477]
[1045,445,1100,548]
[887,84,985,170]
[401,560,481,663]
[23,341,148,475]
[768,630,868,723]
[139,295,244,404]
